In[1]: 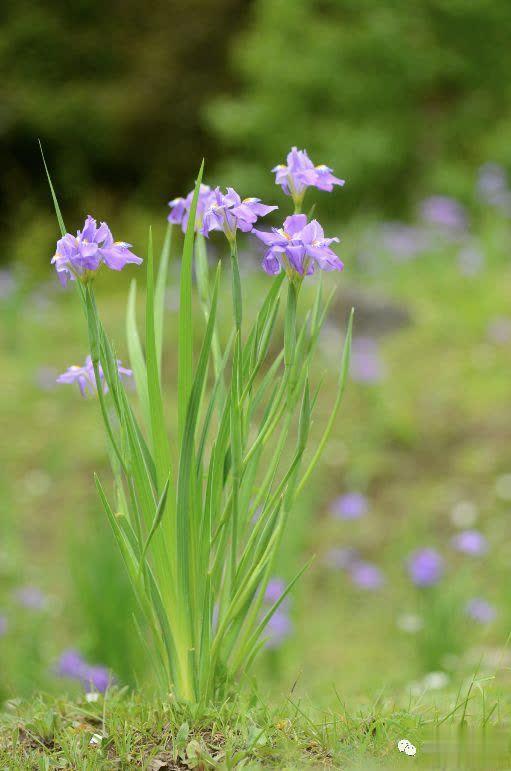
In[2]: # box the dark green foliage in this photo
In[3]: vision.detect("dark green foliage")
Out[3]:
[0,0,249,258]
[207,0,511,215]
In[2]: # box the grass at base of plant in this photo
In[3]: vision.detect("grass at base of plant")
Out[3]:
[1,685,511,769]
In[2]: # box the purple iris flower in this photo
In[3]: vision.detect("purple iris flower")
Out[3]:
[14,586,48,610]
[407,548,444,587]
[0,615,7,636]
[350,337,385,384]
[349,561,384,590]
[451,530,488,556]
[57,355,132,397]
[56,650,113,692]
[331,492,368,520]
[168,184,215,233]
[252,214,342,276]
[52,215,142,285]
[419,196,467,233]
[273,147,344,204]
[465,598,496,624]
[201,187,277,242]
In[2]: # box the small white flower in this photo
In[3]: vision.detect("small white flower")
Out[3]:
[398,738,417,756]
[89,733,103,746]
[85,692,99,703]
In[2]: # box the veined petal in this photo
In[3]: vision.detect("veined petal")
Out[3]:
[283,214,307,236]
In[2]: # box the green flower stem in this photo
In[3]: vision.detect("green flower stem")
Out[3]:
[230,237,243,333]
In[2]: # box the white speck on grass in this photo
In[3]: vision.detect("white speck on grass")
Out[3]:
[398,738,417,756]
[85,692,99,703]
[89,733,103,746]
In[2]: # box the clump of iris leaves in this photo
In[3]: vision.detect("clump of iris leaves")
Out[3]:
[42,153,352,707]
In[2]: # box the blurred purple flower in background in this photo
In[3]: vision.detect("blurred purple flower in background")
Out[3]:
[457,243,485,277]
[465,598,496,624]
[0,615,7,636]
[477,163,511,211]
[324,547,360,570]
[201,187,277,242]
[253,214,342,276]
[380,223,430,261]
[265,610,293,649]
[487,316,511,345]
[263,577,292,649]
[407,548,444,587]
[273,147,344,203]
[14,586,48,611]
[451,530,488,556]
[168,184,215,233]
[419,196,467,234]
[56,650,113,692]
[0,269,17,301]
[35,367,59,391]
[52,216,142,285]
[57,355,132,397]
[349,561,384,590]
[330,492,368,520]
[264,578,286,605]
[350,337,385,384]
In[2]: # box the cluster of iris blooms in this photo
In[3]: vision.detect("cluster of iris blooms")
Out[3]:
[55,146,345,390]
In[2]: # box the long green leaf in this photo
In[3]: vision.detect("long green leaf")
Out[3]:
[126,279,150,431]
[155,223,173,373]
[178,161,205,446]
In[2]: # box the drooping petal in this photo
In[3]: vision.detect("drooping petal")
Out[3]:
[100,242,143,271]
[262,249,282,275]
[251,227,284,246]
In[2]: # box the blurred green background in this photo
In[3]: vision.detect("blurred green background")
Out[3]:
[3,0,511,264]
[2,0,511,714]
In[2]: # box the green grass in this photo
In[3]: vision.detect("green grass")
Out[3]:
[2,682,510,769]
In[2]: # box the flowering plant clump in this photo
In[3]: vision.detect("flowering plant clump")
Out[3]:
[46,147,350,704]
